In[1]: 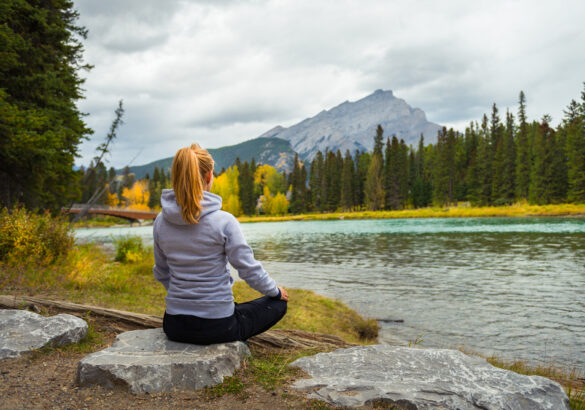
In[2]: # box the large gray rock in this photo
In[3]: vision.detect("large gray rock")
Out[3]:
[292,345,569,409]
[0,309,88,359]
[77,328,250,393]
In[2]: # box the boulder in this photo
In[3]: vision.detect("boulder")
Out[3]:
[292,345,570,409]
[0,309,88,359]
[77,328,250,393]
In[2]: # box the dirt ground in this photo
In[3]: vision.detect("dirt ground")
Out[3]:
[0,313,396,410]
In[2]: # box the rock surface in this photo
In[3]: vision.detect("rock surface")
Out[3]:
[292,345,570,409]
[0,309,88,359]
[77,328,250,393]
[261,89,442,161]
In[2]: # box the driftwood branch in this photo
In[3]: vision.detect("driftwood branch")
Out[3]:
[0,295,162,328]
[0,295,354,351]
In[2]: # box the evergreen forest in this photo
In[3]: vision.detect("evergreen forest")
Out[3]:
[211,87,585,215]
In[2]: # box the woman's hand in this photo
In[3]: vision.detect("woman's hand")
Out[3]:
[278,286,289,302]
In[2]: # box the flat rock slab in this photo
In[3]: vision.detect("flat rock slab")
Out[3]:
[77,328,250,393]
[292,345,570,409]
[0,309,88,359]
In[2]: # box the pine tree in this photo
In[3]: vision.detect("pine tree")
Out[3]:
[454,131,468,202]
[516,91,531,200]
[499,110,517,204]
[529,117,553,204]
[309,151,324,211]
[412,135,430,208]
[250,157,260,205]
[490,104,506,203]
[383,137,391,207]
[385,137,402,209]
[354,150,369,208]
[340,150,355,210]
[325,150,342,210]
[398,139,409,207]
[373,125,384,158]
[290,153,307,213]
[478,114,493,204]
[239,161,256,214]
[566,88,585,202]
[433,128,455,206]
[466,122,482,204]
[364,154,384,210]
[548,125,568,203]
[407,149,417,207]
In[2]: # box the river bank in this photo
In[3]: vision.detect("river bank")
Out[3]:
[71,203,585,228]
[238,202,585,223]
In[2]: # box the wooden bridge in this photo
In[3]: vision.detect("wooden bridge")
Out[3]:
[66,204,158,222]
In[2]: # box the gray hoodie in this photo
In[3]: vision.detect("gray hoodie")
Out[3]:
[153,189,279,318]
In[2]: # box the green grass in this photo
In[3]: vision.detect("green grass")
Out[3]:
[205,349,318,400]
[568,386,585,410]
[1,239,378,343]
[237,202,585,223]
[73,215,134,228]
[233,283,378,344]
[204,374,247,399]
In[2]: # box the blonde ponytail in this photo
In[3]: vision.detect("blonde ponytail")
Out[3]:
[171,143,214,224]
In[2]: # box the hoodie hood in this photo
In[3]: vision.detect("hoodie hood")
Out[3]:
[161,189,222,225]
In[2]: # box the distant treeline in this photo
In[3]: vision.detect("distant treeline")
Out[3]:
[78,85,585,217]
[287,87,585,213]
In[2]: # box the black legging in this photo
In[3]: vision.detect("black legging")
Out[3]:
[163,296,287,345]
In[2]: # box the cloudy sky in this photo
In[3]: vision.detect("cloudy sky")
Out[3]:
[73,0,585,168]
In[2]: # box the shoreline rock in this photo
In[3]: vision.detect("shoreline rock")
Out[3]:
[292,344,570,409]
[77,328,250,393]
[0,309,88,359]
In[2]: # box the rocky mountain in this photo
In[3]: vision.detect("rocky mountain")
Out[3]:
[124,137,296,179]
[125,90,439,178]
[262,89,441,161]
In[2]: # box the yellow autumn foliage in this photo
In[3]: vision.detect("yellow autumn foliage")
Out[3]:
[254,164,277,187]
[259,186,289,215]
[211,166,243,216]
[105,184,119,207]
[121,180,150,210]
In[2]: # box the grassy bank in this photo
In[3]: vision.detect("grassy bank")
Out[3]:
[0,239,377,345]
[238,202,585,223]
[72,215,143,228]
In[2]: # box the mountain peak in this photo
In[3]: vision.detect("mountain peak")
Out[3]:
[373,89,393,97]
[261,90,440,160]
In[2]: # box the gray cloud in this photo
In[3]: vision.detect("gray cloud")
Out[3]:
[73,0,585,167]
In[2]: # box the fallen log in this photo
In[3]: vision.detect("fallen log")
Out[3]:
[0,295,354,352]
[0,295,162,328]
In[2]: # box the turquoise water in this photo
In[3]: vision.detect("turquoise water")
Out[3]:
[76,217,585,371]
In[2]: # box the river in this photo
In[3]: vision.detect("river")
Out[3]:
[75,217,585,372]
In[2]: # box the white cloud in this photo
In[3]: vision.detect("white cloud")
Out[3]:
[73,0,585,168]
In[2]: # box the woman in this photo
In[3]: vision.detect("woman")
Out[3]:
[153,143,288,345]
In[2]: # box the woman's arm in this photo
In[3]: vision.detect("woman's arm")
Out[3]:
[224,217,280,297]
[153,230,171,290]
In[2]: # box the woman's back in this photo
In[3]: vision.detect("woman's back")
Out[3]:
[154,143,287,345]
[154,189,279,319]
